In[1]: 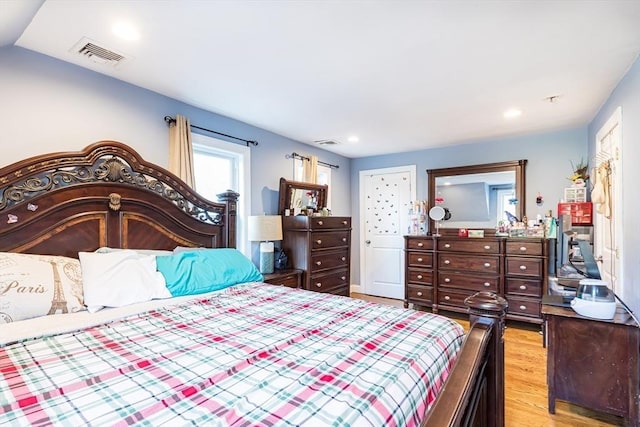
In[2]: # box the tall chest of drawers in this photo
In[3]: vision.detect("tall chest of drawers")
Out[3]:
[282,216,351,296]
[435,237,503,315]
[404,235,550,324]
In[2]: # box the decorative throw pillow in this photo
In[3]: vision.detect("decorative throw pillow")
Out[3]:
[0,253,85,323]
[156,248,263,297]
[79,250,171,313]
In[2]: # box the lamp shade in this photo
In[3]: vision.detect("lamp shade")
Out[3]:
[247,215,283,242]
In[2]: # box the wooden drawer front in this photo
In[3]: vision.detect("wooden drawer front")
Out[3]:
[438,254,500,274]
[438,239,500,254]
[311,217,350,229]
[407,285,433,305]
[311,231,349,250]
[309,269,348,293]
[406,237,434,251]
[407,268,433,285]
[506,278,542,297]
[438,288,475,308]
[506,240,543,256]
[311,250,349,272]
[408,252,433,268]
[506,257,542,278]
[506,296,541,318]
[264,274,299,288]
[439,272,498,292]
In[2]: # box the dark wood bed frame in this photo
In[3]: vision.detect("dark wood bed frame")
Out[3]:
[0,141,506,426]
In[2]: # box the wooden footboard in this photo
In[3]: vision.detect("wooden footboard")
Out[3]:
[422,291,508,427]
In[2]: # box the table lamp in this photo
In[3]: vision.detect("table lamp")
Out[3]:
[248,215,283,274]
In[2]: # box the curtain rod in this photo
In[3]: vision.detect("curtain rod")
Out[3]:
[164,116,258,147]
[287,152,339,169]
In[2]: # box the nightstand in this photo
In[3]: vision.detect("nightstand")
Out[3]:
[262,269,302,288]
[542,303,639,425]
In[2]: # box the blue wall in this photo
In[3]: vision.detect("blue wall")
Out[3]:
[350,128,588,284]
[588,55,640,315]
[0,46,352,219]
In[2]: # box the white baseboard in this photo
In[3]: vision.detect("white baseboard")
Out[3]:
[350,283,362,294]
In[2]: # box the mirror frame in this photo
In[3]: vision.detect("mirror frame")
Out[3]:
[278,177,328,215]
[427,160,527,235]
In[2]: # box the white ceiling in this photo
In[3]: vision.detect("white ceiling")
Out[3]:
[3,0,640,158]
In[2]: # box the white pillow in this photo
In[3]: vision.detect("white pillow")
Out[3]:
[79,250,171,313]
[0,253,85,323]
[94,247,173,256]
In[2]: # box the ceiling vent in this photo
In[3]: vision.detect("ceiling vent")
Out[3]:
[314,139,340,146]
[71,37,128,67]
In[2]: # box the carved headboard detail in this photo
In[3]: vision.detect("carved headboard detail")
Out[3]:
[0,141,238,257]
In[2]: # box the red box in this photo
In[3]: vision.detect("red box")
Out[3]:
[557,202,593,225]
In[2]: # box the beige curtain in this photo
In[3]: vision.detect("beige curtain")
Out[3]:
[302,155,318,183]
[168,114,196,189]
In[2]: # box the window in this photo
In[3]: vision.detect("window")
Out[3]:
[192,133,251,255]
[496,188,517,224]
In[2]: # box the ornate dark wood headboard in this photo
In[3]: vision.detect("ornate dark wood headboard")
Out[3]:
[0,141,238,257]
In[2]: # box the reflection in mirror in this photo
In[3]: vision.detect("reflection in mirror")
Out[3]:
[427,160,526,235]
[278,178,328,215]
[290,188,320,210]
[435,171,516,228]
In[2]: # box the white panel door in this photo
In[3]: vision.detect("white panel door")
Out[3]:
[594,107,622,294]
[360,166,416,299]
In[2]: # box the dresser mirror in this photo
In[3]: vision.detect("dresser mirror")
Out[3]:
[278,178,328,215]
[427,160,527,235]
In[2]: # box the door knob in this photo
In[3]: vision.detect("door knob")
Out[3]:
[365,240,371,244]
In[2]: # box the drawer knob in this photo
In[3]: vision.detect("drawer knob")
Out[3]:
[519,285,527,290]
[417,257,423,262]
[342,237,347,242]
[444,243,451,248]
[519,265,527,270]
[484,282,490,287]
[484,262,491,268]
[520,246,527,251]
[342,220,348,225]
[519,305,527,310]
[341,257,346,261]
[341,276,346,280]
[484,245,490,250]
[444,278,451,283]
[417,274,423,280]
[316,283,322,288]
[316,239,322,245]
[316,261,322,266]
[417,242,424,247]
[317,220,323,226]
[444,259,450,265]
[444,295,451,300]
[417,291,423,297]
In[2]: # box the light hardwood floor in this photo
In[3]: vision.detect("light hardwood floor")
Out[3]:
[351,293,623,427]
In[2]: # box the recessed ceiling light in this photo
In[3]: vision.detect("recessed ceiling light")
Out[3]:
[113,22,140,41]
[347,135,359,143]
[503,108,522,119]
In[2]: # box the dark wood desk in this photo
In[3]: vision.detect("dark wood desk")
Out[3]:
[542,303,639,425]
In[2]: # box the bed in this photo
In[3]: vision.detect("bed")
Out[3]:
[0,141,507,426]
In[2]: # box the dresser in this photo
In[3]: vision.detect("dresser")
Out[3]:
[404,235,550,324]
[435,237,503,315]
[282,216,351,296]
[404,236,435,308]
[504,238,547,322]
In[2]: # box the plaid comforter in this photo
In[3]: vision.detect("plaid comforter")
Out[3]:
[0,283,464,426]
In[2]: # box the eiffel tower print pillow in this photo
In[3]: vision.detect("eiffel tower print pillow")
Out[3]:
[0,253,85,323]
